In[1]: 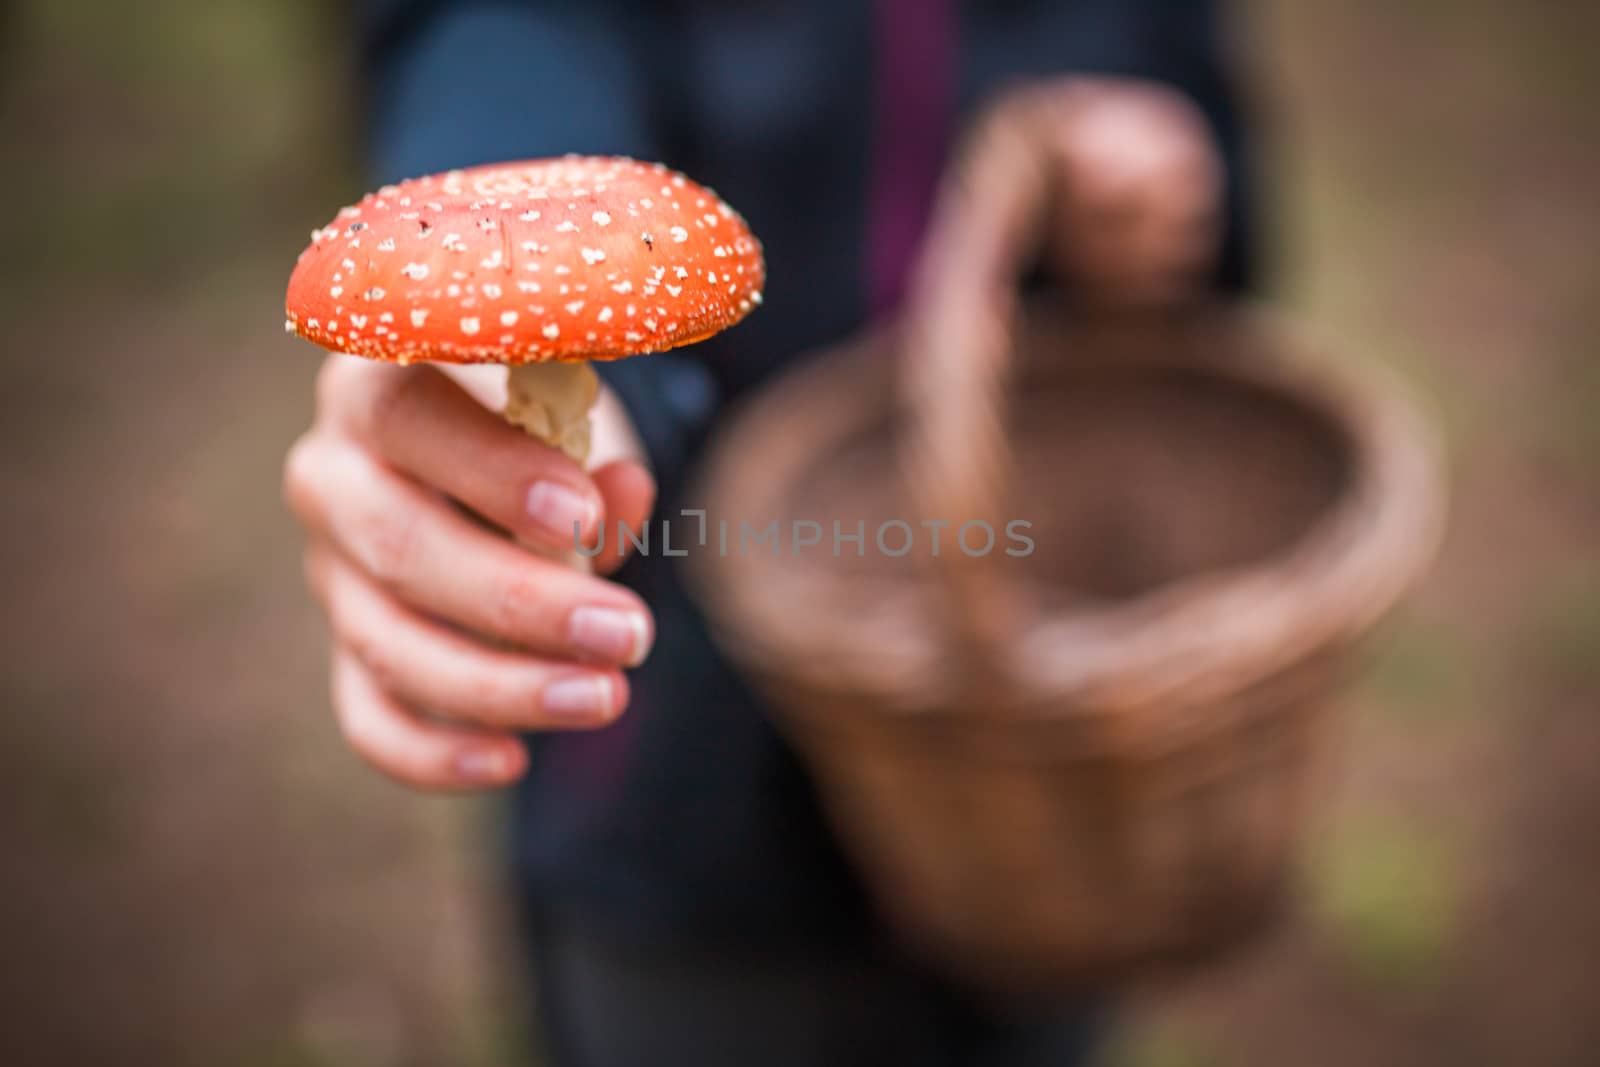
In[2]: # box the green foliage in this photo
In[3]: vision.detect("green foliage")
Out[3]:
[1519,565,1600,690]
[1530,351,1600,482]
[1358,615,1482,724]
[1309,817,1458,990]
[1096,1021,1227,1067]
[0,0,356,297]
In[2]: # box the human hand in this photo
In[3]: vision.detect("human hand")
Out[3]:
[1046,78,1224,305]
[283,357,656,791]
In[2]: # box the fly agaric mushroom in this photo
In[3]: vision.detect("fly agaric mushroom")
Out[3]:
[286,156,764,468]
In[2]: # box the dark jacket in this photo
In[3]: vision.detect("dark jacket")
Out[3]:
[360,0,1256,948]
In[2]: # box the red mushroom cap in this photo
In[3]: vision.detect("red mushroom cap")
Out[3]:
[285,157,765,365]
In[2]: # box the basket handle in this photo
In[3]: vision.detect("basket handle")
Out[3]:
[896,86,1063,663]
[897,79,1205,664]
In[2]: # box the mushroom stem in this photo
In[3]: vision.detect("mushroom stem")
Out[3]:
[504,360,601,572]
[504,360,601,467]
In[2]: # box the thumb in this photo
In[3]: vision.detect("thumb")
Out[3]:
[590,460,657,574]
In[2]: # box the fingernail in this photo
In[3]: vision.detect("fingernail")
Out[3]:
[543,674,614,721]
[568,605,651,667]
[455,749,512,782]
[526,481,594,543]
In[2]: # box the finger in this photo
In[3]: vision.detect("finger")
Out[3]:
[331,361,603,551]
[588,460,657,575]
[1052,117,1221,301]
[1061,94,1219,220]
[331,649,528,792]
[310,547,629,729]
[292,435,653,665]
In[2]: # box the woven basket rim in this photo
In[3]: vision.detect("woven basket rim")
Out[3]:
[687,303,1446,721]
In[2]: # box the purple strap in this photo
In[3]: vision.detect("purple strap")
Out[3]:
[865,0,960,316]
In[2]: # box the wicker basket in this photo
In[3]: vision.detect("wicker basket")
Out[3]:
[687,302,1444,991]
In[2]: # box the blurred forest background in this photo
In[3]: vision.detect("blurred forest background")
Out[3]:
[1,1,1596,1065]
